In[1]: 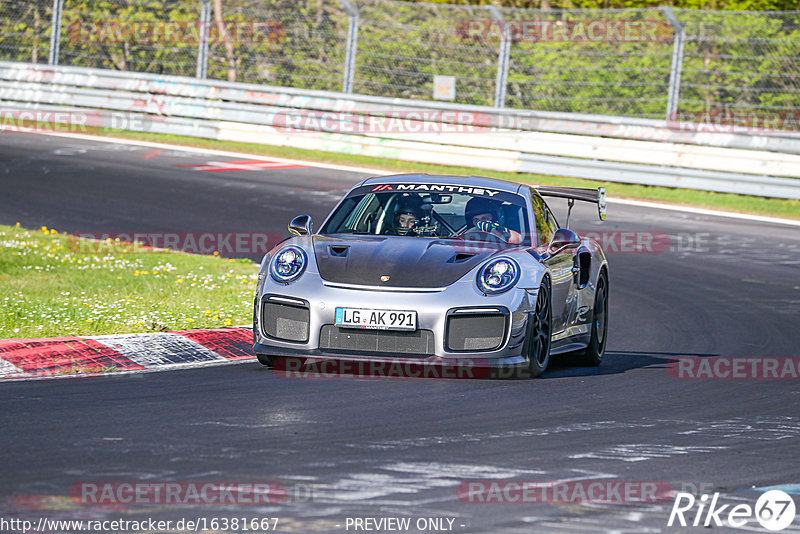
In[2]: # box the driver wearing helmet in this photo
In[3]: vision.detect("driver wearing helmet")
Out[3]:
[387,200,423,236]
[464,197,522,244]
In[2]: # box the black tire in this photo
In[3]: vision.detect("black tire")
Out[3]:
[257,354,276,367]
[577,270,608,366]
[525,278,552,378]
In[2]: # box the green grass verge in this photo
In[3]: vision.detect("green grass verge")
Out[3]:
[92,128,799,220]
[0,224,258,338]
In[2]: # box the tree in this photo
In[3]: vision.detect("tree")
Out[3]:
[212,0,237,81]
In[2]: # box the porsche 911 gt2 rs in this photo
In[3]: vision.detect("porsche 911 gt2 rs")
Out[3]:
[253,173,608,378]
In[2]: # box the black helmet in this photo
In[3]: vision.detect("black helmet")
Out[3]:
[393,200,423,234]
[395,202,423,220]
[465,197,501,227]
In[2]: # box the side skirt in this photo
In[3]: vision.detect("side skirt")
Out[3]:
[550,333,591,355]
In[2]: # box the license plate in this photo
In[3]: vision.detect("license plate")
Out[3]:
[335,307,417,331]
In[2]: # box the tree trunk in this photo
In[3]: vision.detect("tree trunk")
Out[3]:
[213,0,236,82]
[33,8,40,63]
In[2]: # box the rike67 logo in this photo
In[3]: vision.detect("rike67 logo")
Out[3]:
[668,490,796,531]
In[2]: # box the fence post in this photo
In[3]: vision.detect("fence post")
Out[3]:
[488,6,510,109]
[196,0,211,79]
[340,0,359,93]
[48,0,64,65]
[660,5,685,121]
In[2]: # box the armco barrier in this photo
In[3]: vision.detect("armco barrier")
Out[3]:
[1,61,799,199]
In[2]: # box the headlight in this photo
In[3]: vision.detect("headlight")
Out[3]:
[270,245,307,283]
[477,257,520,294]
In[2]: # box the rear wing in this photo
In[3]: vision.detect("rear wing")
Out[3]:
[535,186,606,226]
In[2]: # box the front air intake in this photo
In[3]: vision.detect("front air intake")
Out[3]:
[261,298,309,343]
[446,309,508,352]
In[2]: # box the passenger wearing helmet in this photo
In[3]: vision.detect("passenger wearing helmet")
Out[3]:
[386,201,423,236]
[463,197,522,244]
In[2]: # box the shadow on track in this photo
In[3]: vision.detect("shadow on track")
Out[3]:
[544,350,720,379]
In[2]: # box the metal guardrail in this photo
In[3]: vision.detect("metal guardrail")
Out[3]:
[3,61,799,151]
[1,61,799,199]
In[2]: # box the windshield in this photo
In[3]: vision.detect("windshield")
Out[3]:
[320,184,531,246]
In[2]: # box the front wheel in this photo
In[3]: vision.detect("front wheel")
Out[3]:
[257,354,276,367]
[525,278,552,378]
[577,270,608,366]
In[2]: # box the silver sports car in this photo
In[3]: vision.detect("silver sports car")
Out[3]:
[253,174,608,378]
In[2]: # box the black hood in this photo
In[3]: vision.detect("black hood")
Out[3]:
[313,235,503,288]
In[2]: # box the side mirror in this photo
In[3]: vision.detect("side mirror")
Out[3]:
[288,215,312,236]
[548,228,580,255]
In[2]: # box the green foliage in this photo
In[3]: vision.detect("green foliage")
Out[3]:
[501,9,673,116]
[417,0,800,9]
[0,224,258,338]
[0,0,52,64]
[677,10,800,116]
[203,0,348,89]
[57,0,200,75]
[353,0,498,105]
[0,0,797,119]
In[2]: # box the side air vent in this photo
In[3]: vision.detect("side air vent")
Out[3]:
[447,252,477,263]
[574,251,591,289]
[329,245,350,257]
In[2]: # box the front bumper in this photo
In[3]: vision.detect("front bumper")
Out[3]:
[252,275,536,367]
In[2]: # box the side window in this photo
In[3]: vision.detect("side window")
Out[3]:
[545,206,559,238]
[355,194,382,233]
[341,193,380,233]
[530,192,555,246]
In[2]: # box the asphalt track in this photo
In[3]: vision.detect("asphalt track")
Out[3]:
[1,132,800,533]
